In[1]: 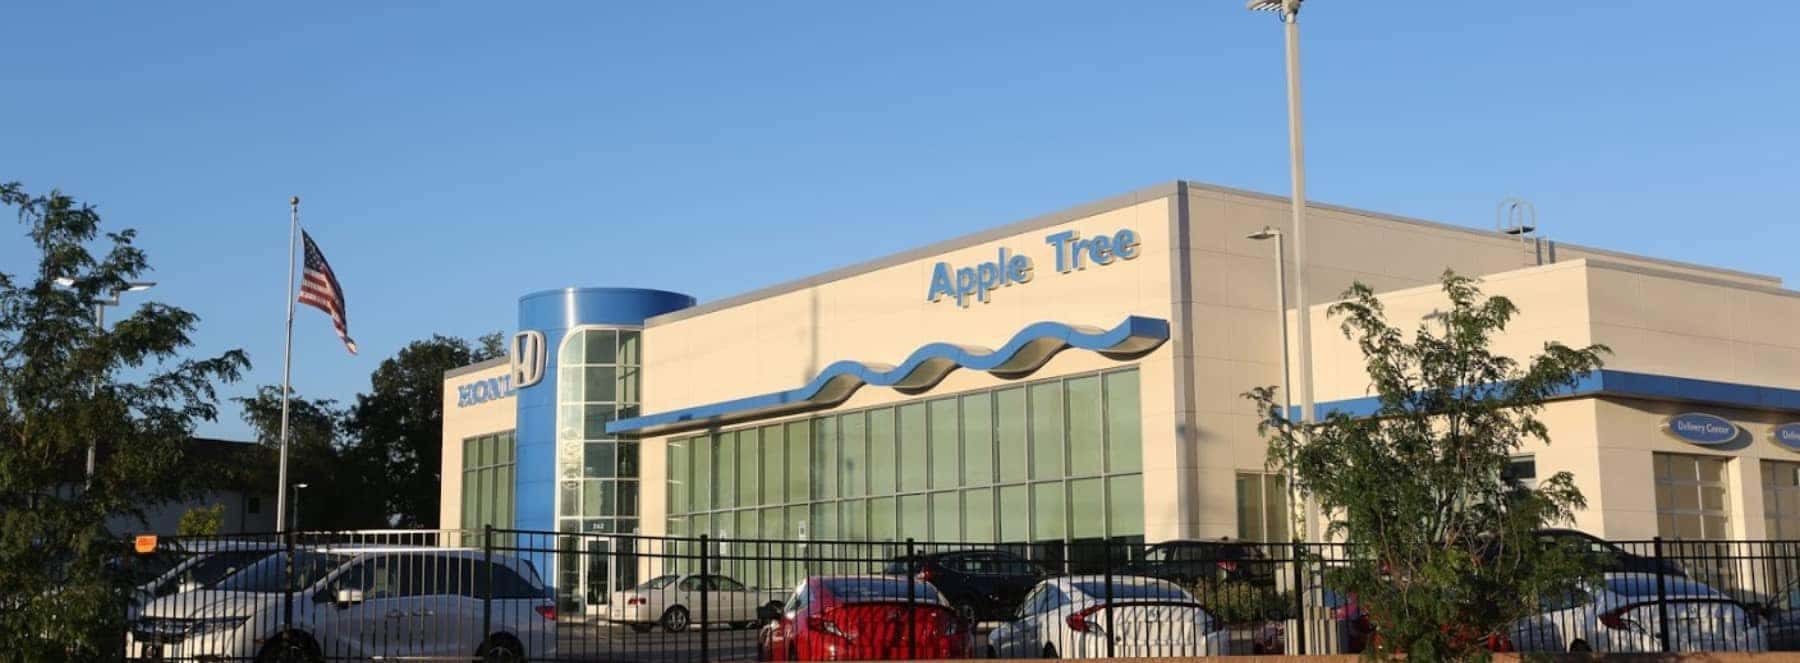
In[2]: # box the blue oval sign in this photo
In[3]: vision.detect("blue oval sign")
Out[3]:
[1665,413,1739,445]
[1774,423,1800,451]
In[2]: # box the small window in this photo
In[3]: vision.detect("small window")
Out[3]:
[678,576,706,592]
[1505,456,1538,490]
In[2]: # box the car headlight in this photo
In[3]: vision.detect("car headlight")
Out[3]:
[190,617,249,636]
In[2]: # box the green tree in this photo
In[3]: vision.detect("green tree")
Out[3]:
[347,334,502,526]
[0,183,248,658]
[177,504,225,536]
[1247,272,1608,661]
[235,386,388,530]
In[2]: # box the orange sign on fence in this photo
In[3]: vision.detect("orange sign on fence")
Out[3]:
[133,534,157,554]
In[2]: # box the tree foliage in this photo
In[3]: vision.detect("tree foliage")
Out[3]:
[0,182,248,658]
[238,334,501,527]
[1247,272,1609,661]
[177,504,225,536]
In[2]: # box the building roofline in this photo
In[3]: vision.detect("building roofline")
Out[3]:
[647,179,1782,327]
[444,356,509,380]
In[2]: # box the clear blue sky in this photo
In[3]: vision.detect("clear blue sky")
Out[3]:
[3,2,1795,440]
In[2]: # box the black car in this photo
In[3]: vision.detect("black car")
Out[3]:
[1533,529,1686,577]
[882,549,1045,622]
[1117,539,1274,586]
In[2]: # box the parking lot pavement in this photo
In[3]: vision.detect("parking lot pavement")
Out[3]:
[553,620,764,662]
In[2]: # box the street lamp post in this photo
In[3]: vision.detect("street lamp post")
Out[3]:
[57,278,156,485]
[1247,227,1300,542]
[1247,0,1318,541]
[292,483,309,531]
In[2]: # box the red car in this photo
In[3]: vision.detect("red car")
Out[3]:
[758,576,974,661]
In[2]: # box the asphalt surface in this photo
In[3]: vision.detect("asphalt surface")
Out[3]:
[552,621,765,662]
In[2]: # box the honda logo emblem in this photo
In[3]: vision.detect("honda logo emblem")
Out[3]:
[510,330,547,388]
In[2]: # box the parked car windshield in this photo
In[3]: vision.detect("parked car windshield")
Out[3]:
[213,551,349,593]
[1606,576,1722,599]
[823,577,943,603]
[636,575,678,590]
[1071,581,1191,601]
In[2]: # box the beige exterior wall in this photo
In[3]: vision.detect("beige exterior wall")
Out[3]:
[1302,258,1800,540]
[439,359,515,530]
[640,194,1181,537]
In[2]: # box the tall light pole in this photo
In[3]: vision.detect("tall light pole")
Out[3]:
[292,483,309,531]
[1247,227,1300,541]
[1247,0,1318,541]
[57,278,157,485]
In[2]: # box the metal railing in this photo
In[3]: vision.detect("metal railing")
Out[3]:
[112,530,1800,661]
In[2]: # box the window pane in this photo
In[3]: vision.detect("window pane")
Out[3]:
[736,429,757,508]
[499,433,515,463]
[1033,482,1066,542]
[497,465,514,528]
[997,388,1028,483]
[921,399,957,490]
[618,442,639,478]
[692,436,712,511]
[932,492,960,542]
[558,367,583,403]
[617,366,640,405]
[561,331,585,364]
[716,433,737,510]
[841,413,867,498]
[618,331,640,365]
[1264,473,1289,541]
[962,394,993,486]
[559,480,580,517]
[1066,377,1103,477]
[869,497,897,542]
[842,499,867,540]
[761,425,785,505]
[1105,371,1142,473]
[964,488,994,543]
[618,480,637,519]
[1108,475,1144,538]
[668,439,689,514]
[584,366,617,403]
[1699,458,1726,483]
[761,507,782,539]
[813,417,838,500]
[1237,474,1263,542]
[901,494,928,541]
[585,329,617,365]
[735,509,757,541]
[787,420,810,503]
[1030,383,1065,480]
[584,442,615,479]
[1069,478,1104,539]
[812,501,839,540]
[870,409,897,495]
[899,403,928,493]
[999,485,1030,543]
[583,480,615,517]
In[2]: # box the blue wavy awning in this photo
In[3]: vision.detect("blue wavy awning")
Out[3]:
[606,315,1169,437]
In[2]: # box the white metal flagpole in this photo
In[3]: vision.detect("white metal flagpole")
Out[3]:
[275,196,300,531]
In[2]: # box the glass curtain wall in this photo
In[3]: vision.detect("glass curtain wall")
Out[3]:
[554,327,644,613]
[461,431,517,531]
[666,367,1144,580]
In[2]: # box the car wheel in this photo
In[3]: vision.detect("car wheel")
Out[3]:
[1568,639,1592,652]
[477,634,525,663]
[1043,643,1059,659]
[256,632,321,663]
[630,623,654,634]
[661,605,692,633]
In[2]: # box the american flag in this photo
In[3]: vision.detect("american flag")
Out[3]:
[298,230,358,355]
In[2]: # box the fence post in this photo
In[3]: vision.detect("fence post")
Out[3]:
[482,525,494,640]
[1103,540,1116,659]
[699,533,710,663]
[1291,541,1306,656]
[1654,537,1671,653]
[906,537,917,662]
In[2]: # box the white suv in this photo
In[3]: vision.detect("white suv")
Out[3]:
[128,546,557,662]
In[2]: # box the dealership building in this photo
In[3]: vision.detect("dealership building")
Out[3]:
[441,180,1800,609]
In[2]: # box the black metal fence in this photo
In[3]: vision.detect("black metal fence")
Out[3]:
[115,529,1800,661]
